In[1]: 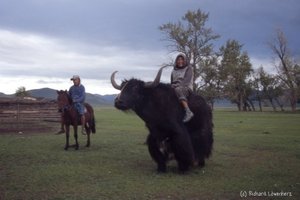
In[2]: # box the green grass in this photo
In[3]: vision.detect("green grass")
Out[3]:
[0,108,299,199]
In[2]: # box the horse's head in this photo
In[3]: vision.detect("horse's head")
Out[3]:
[56,90,71,112]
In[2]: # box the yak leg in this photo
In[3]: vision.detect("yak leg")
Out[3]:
[190,132,205,168]
[171,126,194,173]
[73,125,79,150]
[64,125,70,150]
[198,158,205,167]
[194,135,205,168]
[147,134,167,173]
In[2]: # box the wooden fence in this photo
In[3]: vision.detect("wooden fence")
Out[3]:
[0,98,60,133]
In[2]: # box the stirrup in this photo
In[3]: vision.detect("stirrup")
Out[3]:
[81,128,87,135]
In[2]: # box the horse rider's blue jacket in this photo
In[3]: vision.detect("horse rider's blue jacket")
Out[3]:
[69,84,85,115]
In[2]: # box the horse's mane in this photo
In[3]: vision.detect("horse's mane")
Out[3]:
[57,90,73,104]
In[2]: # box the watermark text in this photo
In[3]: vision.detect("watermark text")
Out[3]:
[240,190,293,198]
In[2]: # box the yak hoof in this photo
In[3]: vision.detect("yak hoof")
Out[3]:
[198,159,205,168]
[157,165,167,173]
[178,163,190,173]
[157,169,167,173]
[64,146,68,151]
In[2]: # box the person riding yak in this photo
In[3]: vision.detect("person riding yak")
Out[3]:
[171,53,194,122]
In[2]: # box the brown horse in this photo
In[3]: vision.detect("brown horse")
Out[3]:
[57,90,96,150]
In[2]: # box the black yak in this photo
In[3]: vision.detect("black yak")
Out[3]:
[111,67,213,173]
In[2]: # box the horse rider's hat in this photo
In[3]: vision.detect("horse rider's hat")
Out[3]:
[71,75,80,80]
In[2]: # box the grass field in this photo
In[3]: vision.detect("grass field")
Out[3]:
[0,108,299,199]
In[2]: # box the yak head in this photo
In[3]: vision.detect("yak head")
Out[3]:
[110,66,166,111]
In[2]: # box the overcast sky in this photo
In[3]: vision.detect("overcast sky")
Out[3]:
[0,0,299,95]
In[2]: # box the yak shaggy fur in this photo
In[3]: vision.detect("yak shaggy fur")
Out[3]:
[114,78,213,173]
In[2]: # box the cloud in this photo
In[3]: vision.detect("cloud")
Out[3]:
[0,0,299,95]
[0,27,293,95]
[0,29,170,94]
[0,0,180,50]
[36,79,64,84]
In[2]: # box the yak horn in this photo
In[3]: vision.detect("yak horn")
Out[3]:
[110,71,122,90]
[144,66,167,88]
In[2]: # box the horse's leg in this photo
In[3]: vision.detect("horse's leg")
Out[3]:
[64,125,70,150]
[73,125,79,150]
[86,123,91,147]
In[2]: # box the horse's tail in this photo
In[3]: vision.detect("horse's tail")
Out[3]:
[91,115,96,134]
[84,103,96,134]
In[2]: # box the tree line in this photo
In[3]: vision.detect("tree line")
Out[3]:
[160,9,299,112]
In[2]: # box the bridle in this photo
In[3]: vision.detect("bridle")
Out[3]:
[58,93,72,113]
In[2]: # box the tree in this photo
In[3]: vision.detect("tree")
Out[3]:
[255,67,284,111]
[268,29,299,111]
[219,40,253,111]
[159,9,220,91]
[252,74,263,112]
[15,86,30,97]
[243,80,256,111]
[196,55,222,109]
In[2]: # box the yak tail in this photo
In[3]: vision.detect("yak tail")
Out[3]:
[204,112,214,158]
[205,127,214,158]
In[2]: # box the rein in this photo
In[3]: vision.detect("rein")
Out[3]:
[62,104,72,112]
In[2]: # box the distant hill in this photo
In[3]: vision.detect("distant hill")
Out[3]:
[0,92,13,98]
[29,88,58,100]
[27,88,114,106]
[85,93,111,106]
[0,92,7,98]
[100,94,117,103]
[0,89,234,107]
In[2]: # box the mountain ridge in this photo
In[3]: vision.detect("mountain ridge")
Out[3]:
[1,88,234,107]
[0,88,116,106]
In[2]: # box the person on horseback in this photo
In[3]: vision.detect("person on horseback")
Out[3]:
[171,53,194,122]
[69,75,86,135]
